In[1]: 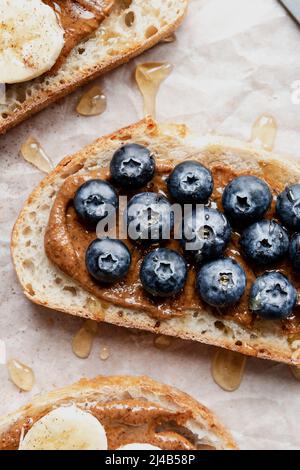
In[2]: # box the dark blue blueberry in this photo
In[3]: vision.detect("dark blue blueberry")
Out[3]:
[167,161,213,204]
[110,144,155,189]
[74,179,118,226]
[240,220,289,266]
[289,233,300,272]
[126,192,174,243]
[181,207,231,263]
[250,272,297,320]
[196,258,246,307]
[86,238,131,283]
[276,184,300,231]
[140,248,187,297]
[222,175,272,224]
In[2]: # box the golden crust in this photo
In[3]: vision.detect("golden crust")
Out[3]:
[0,375,238,449]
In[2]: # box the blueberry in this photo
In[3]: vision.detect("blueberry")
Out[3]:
[240,219,289,266]
[289,233,300,271]
[250,272,297,320]
[86,238,131,283]
[110,144,155,189]
[222,175,272,225]
[181,207,231,263]
[74,179,118,226]
[126,192,174,243]
[140,248,187,297]
[196,258,246,307]
[276,184,300,231]
[167,161,213,204]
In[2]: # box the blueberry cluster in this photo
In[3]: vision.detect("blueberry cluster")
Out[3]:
[73,144,300,321]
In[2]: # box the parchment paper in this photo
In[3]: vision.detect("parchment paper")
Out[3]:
[1,0,300,450]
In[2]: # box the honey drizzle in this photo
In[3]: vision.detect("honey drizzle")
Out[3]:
[20,136,54,174]
[76,86,107,116]
[100,346,110,361]
[212,349,246,392]
[135,62,173,118]
[250,114,277,151]
[153,335,172,350]
[7,359,35,392]
[72,320,98,359]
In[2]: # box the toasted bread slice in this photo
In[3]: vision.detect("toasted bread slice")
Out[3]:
[11,118,300,366]
[0,375,237,450]
[0,0,188,134]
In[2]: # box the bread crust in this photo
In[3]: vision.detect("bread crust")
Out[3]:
[11,117,300,366]
[0,0,188,135]
[0,375,237,450]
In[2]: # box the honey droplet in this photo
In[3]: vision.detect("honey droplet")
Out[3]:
[85,297,106,322]
[72,320,98,359]
[100,346,110,361]
[250,114,277,151]
[20,136,54,173]
[154,335,172,350]
[161,33,176,43]
[212,349,246,392]
[76,86,107,116]
[135,62,173,118]
[8,359,35,392]
[290,366,300,381]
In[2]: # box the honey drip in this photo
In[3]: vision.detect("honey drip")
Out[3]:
[76,86,107,116]
[212,349,246,392]
[100,346,110,361]
[154,335,172,350]
[8,359,35,392]
[250,114,277,151]
[20,136,53,173]
[135,62,173,118]
[290,366,300,381]
[72,320,98,359]
[161,33,176,43]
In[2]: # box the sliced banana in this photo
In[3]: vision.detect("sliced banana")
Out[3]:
[0,0,65,84]
[19,405,108,450]
[118,443,162,450]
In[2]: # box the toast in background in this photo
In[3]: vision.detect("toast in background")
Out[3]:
[0,0,188,134]
[0,375,237,450]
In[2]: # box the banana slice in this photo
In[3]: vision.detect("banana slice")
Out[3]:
[118,443,162,450]
[0,0,65,84]
[19,405,108,450]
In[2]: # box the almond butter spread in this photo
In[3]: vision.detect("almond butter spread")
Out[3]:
[43,0,115,72]
[44,150,300,334]
[0,399,207,450]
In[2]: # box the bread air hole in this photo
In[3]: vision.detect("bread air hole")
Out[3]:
[63,286,78,296]
[145,25,158,38]
[22,259,35,275]
[125,11,135,27]
[235,341,243,347]
[22,226,32,236]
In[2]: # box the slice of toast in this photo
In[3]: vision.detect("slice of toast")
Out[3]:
[0,0,188,134]
[11,117,300,366]
[0,375,237,450]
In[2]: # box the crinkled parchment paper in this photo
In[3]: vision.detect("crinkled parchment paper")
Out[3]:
[0,0,300,450]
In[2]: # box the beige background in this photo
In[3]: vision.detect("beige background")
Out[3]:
[1,0,300,450]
